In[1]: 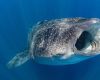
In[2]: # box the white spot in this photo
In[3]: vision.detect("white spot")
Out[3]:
[39,40,44,47]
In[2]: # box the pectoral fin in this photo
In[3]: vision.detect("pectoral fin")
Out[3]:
[7,50,30,68]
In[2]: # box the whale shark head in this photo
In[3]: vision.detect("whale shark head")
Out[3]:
[7,18,100,68]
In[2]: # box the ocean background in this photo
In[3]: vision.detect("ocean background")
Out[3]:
[1,0,100,80]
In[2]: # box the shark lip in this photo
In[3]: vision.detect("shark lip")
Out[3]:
[33,54,92,65]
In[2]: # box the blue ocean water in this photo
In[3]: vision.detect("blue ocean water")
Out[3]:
[1,0,100,80]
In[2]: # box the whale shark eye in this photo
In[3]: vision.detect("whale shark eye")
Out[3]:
[75,31,93,51]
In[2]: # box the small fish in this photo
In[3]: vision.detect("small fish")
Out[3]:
[7,17,100,68]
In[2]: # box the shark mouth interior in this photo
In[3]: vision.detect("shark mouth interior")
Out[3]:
[75,31,93,51]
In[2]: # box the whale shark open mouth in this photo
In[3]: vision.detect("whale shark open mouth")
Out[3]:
[75,31,94,51]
